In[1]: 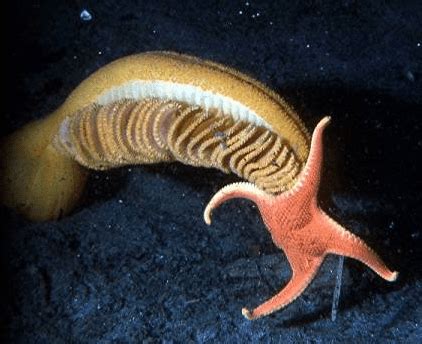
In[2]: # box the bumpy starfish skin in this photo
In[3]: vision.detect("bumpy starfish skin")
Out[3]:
[204,116,398,320]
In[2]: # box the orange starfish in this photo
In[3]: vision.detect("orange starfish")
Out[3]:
[204,116,398,320]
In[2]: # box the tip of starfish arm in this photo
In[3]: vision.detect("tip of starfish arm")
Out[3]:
[241,307,254,320]
[388,271,399,282]
[319,115,331,127]
[203,206,212,225]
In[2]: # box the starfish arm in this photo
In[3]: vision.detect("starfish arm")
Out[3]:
[288,116,331,198]
[204,182,269,225]
[242,256,323,320]
[322,212,398,282]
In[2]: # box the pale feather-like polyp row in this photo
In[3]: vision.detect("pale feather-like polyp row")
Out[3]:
[96,80,272,131]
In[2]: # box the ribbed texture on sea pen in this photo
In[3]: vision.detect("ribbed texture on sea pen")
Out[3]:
[53,99,302,194]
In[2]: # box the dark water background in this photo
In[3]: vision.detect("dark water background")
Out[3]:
[2,0,421,342]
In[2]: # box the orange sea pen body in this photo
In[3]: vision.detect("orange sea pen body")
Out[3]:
[0,52,310,221]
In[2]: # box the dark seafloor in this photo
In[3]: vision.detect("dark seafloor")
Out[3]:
[1,0,421,342]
